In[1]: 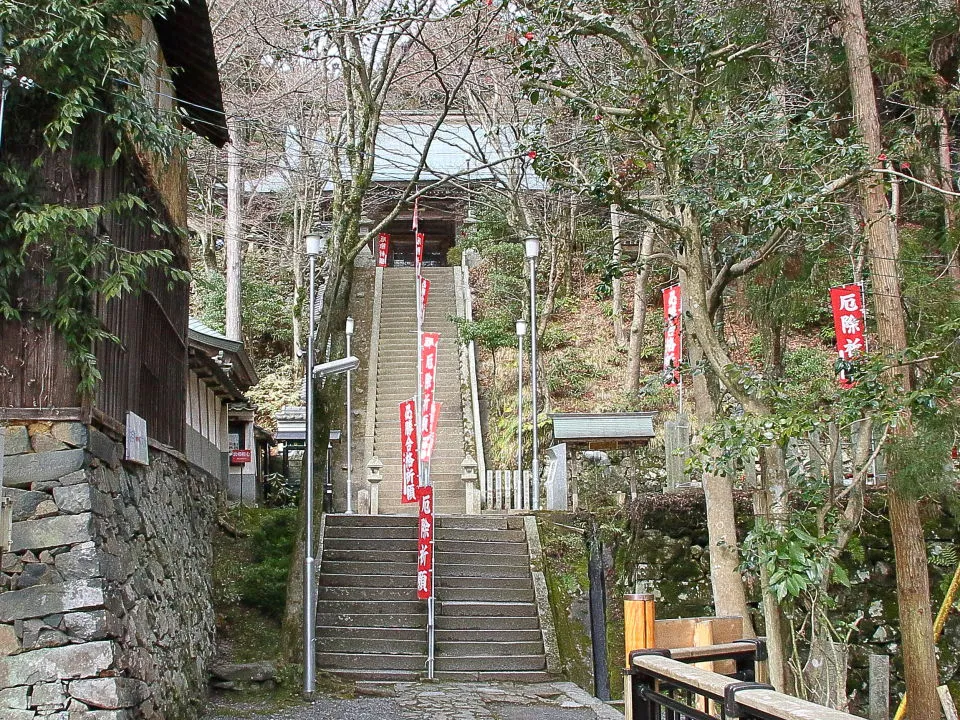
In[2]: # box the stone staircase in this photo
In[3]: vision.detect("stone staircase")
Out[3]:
[373,267,466,515]
[315,514,550,681]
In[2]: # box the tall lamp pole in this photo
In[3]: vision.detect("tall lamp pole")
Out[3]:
[515,319,527,479]
[524,235,541,511]
[302,229,326,696]
[345,316,355,513]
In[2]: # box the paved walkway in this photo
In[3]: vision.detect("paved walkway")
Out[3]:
[205,680,624,720]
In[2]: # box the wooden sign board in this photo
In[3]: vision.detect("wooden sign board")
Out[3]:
[654,616,743,675]
[125,412,149,466]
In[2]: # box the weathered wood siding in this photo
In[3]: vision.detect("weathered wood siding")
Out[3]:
[0,118,188,450]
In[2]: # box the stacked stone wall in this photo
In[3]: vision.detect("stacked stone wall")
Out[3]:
[0,421,221,719]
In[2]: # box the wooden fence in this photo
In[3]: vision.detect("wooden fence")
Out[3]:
[483,469,534,511]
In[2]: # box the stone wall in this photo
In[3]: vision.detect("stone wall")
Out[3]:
[1,421,221,719]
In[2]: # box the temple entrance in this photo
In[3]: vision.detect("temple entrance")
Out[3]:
[377,216,456,267]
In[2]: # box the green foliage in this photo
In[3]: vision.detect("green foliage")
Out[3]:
[237,509,297,618]
[546,349,599,398]
[1,0,192,392]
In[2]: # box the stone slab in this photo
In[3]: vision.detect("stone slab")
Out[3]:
[0,684,28,709]
[2,426,31,456]
[52,422,89,449]
[0,624,19,656]
[55,544,102,580]
[3,488,49,522]
[69,678,149,709]
[53,485,92,515]
[0,579,104,622]
[0,641,114,686]
[11,513,93,552]
[3,449,85,489]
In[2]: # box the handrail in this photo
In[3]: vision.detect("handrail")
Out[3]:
[628,653,866,720]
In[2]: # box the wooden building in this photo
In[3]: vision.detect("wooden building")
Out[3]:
[0,2,229,452]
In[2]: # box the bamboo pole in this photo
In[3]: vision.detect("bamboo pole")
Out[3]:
[893,559,960,720]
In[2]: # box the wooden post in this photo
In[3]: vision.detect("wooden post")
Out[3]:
[624,593,655,666]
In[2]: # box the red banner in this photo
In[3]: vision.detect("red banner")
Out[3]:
[416,231,425,269]
[377,233,390,267]
[416,485,434,600]
[418,276,430,326]
[830,283,866,387]
[420,332,439,427]
[662,285,682,386]
[399,398,419,503]
[421,401,442,463]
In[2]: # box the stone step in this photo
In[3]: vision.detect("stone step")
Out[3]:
[317,586,420,602]
[435,563,530,579]
[436,587,536,603]
[436,575,532,589]
[439,601,538,618]
[433,655,546,672]
[436,516,525,530]
[315,626,424,641]
[324,514,416,527]
[315,612,426,629]
[434,528,526,543]
[323,538,417,552]
[325,526,419,540]
[317,637,428,655]
[315,599,425,615]
[323,549,419,563]
[434,540,529,555]
[435,615,540,631]
[434,628,543,643]
[436,641,545,657]
[321,669,422,682]
[433,670,554,682]
[316,652,425,671]
[318,571,416,586]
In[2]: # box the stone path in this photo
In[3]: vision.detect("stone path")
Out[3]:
[205,680,624,720]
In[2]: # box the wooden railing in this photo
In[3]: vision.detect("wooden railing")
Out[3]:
[626,644,866,720]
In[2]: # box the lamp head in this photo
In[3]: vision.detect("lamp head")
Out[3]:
[345,316,355,336]
[305,232,327,257]
[524,234,540,260]
[516,319,527,337]
[313,356,359,378]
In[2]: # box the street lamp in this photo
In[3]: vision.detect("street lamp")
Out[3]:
[524,235,540,511]
[302,226,330,697]
[344,316,355,514]
[515,319,527,480]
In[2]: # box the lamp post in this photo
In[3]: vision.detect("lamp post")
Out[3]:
[302,229,325,696]
[345,316,355,514]
[303,355,358,696]
[524,235,541,511]
[515,319,527,479]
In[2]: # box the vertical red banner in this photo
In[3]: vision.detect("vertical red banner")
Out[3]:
[830,283,866,387]
[416,485,434,600]
[420,332,439,430]
[418,277,430,326]
[377,233,390,267]
[399,398,419,503]
[662,285,682,386]
[421,401,442,463]
[416,232,425,269]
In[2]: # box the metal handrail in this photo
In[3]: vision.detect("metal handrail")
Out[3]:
[628,652,866,720]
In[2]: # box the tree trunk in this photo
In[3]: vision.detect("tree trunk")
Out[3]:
[688,351,755,638]
[934,107,960,281]
[626,228,654,394]
[611,204,627,345]
[758,444,795,694]
[839,1,940,716]
[225,120,243,341]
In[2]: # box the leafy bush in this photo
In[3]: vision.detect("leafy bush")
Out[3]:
[237,509,297,618]
[547,350,597,398]
[539,324,573,350]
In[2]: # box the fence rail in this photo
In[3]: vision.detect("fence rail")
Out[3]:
[627,648,865,720]
[483,469,533,510]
